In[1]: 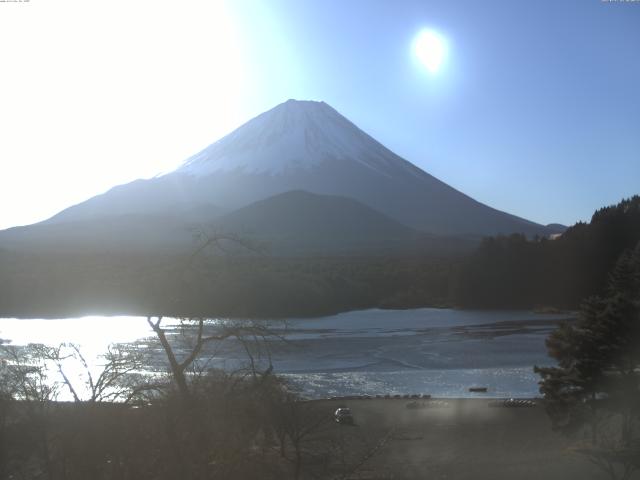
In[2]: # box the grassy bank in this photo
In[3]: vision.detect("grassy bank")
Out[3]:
[1,395,609,479]
[312,397,608,479]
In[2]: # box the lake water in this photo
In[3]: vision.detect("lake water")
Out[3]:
[0,308,572,399]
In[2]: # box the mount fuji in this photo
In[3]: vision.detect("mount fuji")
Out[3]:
[2,100,552,254]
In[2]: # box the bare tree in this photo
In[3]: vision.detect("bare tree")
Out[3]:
[146,316,278,401]
[275,398,332,480]
[33,342,145,404]
[0,352,13,480]
[1,344,59,479]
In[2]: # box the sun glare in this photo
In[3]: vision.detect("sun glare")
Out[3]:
[0,0,249,230]
[414,29,447,73]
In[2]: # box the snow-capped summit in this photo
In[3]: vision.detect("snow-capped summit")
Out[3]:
[177,99,418,178]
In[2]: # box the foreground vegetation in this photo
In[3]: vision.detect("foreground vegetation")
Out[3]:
[535,244,640,480]
[0,319,392,480]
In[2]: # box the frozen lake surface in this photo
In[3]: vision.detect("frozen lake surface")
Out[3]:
[0,308,572,398]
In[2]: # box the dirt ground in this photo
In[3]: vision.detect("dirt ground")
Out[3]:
[315,398,617,480]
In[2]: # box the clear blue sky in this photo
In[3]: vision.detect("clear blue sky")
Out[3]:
[236,0,640,227]
[0,0,638,228]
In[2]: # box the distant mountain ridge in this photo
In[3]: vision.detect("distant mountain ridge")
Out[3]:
[0,190,476,256]
[213,190,475,255]
[217,190,419,239]
[3,99,555,254]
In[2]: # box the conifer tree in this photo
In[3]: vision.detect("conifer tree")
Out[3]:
[535,243,640,480]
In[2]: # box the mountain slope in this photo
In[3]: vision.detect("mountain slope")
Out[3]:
[0,214,199,253]
[0,190,475,255]
[45,99,551,237]
[213,190,431,254]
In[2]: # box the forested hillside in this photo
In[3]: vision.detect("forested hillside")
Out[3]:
[454,196,640,309]
[2,197,638,318]
[0,253,453,319]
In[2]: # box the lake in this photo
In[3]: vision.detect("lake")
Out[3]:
[0,308,572,399]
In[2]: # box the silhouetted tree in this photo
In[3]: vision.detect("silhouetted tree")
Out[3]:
[0,349,13,480]
[146,316,276,401]
[535,244,640,480]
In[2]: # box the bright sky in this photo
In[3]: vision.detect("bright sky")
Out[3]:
[1,0,638,230]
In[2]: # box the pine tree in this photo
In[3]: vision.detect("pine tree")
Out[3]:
[535,243,640,480]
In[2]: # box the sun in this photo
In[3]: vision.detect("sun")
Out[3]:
[414,29,448,73]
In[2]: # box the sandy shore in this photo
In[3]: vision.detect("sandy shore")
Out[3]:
[312,398,610,480]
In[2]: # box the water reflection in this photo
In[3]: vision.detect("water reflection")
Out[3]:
[0,309,571,399]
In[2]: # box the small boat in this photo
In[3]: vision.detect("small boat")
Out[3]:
[469,387,488,393]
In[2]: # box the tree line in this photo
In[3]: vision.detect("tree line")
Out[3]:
[0,252,454,319]
[1,196,638,318]
[454,196,640,309]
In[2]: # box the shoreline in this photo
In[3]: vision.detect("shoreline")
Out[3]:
[308,395,542,401]
[0,304,578,321]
